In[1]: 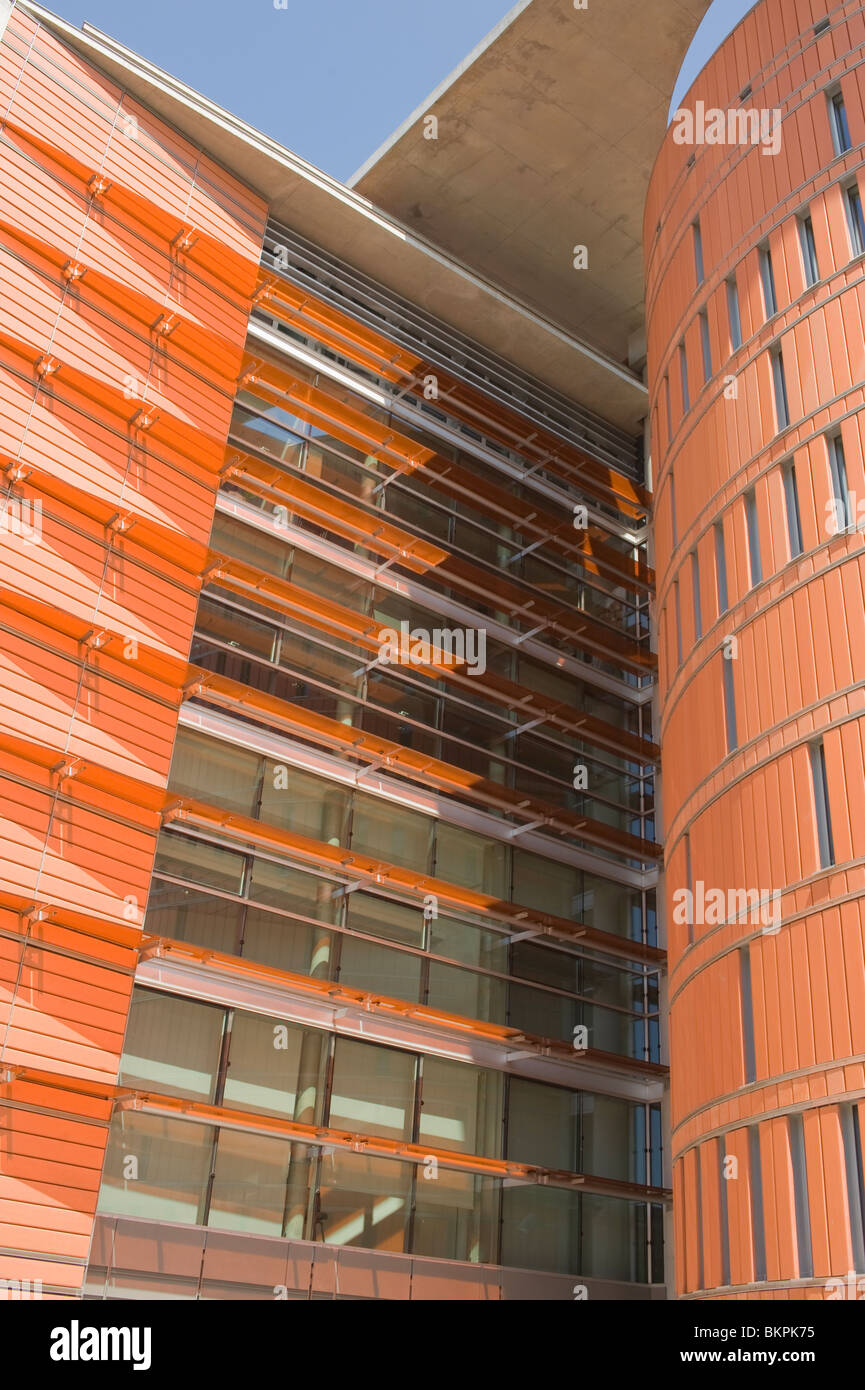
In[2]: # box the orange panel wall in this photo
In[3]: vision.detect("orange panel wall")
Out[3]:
[0,8,265,1296]
[646,0,865,1298]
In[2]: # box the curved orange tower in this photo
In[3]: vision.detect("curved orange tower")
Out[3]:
[647,0,865,1299]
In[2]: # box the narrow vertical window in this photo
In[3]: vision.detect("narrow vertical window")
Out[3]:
[670,469,678,548]
[829,87,852,154]
[695,1145,705,1289]
[693,219,705,284]
[749,1126,767,1283]
[846,183,865,256]
[810,739,835,868]
[684,829,694,946]
[679,341,690,414]
[828,433,851,530]
[664,373,672,445]
[745,488,762,586]
[739,946,756,1084]
[727,276,742,351]
[771,346,790,430]
[841,1104,865,1273]
[714,522,729,615]
[699,310,712,382]
[722,648,738,752]
[798,215,819,287]
[759,243,777,317]
[783,462,803,558]
[717,1137,731,1287]
[788,1114,814,1278]
[691,549,702,640]
[674,578,683,667]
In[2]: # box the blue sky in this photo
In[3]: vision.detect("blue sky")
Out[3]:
[41,0,756,181]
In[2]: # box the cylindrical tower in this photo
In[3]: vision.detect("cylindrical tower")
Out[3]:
[647,0,865,1299]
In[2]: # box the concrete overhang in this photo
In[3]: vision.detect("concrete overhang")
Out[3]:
[16,0,662,432]
[352,0,711,367]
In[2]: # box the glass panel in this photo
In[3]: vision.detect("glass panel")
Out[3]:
[451,515,515,565]
[196,594,277,660]
[317,1152,410,1253]
[387,483,452,541]
[234,397,311,449]
[581,1192,647,1282]
[586,1004,638,1058]
[259,761,350,844]
[98,1111,212,1225]
[651,1203,664,1282]
[365,672,437,730]
[304,439,381,495]
[644,892,656,947]
[207,1129,292,1236]
[119,989,223,1101]
[349,794,432,872]
[513,850,579,918]
[223,1011,325,1121]
[418,1056,502,1157]
[153,831,245,894]
[500,1182,648,1280]
[169,729,262,816]
[439,701,509,780]
[346,892,426,948]
[427,959,507,1025]
[500,1185,581,1276]
[337,935,422,1002]
[512,940,578,992]
[145,882,243,956]
[508,980,578,1045]
[582,1093,641,1184]
[242,906,334,979]
[362,671,440,755]
[210,511,291,577]
[577,874,641,940]
[248,858,338,920]
[515,656,577,706]
[507,1079,642,1182]
[435,821,509,897]
[412,1170,499,1264]
[329,1037,415,1140]
[428,913,508,973]
[507,1077,579,1171]
[650,1105,663,1188]
[290,548,371,613]
[277,626,364,696]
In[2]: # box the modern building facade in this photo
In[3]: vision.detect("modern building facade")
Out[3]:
[0,0,684,1301]
[648,0,865,1300]
[1,0,863,1304]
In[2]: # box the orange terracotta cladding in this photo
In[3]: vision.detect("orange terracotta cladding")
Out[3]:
[0,8,266,1296]
[646,0,865,1298]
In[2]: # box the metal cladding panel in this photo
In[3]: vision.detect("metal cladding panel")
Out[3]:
[0,7,265,1295]
[84,1214,659,1301]
[646,0,865,1298]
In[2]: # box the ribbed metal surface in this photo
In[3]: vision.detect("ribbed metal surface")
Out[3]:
[262,220,643,481]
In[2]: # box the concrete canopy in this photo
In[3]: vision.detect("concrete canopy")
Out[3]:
[17,0,705,432]
[352,0,711,366]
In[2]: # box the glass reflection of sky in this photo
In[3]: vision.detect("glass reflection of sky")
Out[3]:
[235,395,328,443]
